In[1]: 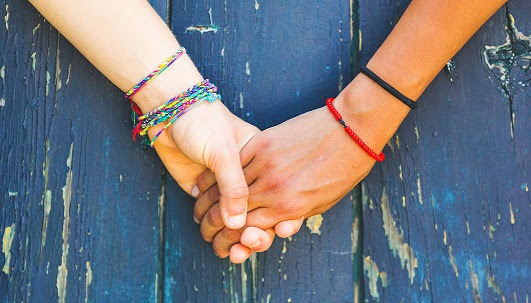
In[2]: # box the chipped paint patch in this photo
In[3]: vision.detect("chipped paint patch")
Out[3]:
[2,224,15,274]
[254,0,259,10]
[306,214,323,235]
[484,14,530,82]
[45,71,51,96]
[351,217,360,254]
[448,245,459,278]
[445,59,456,82]
[364,256,382,299]
[245,62,251,76]
[7,191,17,196]
[484,13,530,138]
[509,202,515,224]
[66,64,72,85]
[185,25,219,34]
[32,23,41,35]
[4,4,8,30]
[468,261,482,302]
[40,139,51,260]
[31,52,37,70]
[85,261,92,303]
[486,270,506,303]
[57,143,73,303]
[381,190,418,284]
[239,92,244,109]
[338,60,343,91]
[416,176,423,205]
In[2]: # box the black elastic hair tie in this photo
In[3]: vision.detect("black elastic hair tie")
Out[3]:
[360,66,417,110]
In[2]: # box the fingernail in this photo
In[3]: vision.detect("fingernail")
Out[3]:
[191,186,199,198]
[249,240,261,249]
[193,215,200,224]
[226,213,246,227]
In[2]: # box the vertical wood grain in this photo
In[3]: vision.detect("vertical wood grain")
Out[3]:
[0,1,168,302]
[360,1,530,302]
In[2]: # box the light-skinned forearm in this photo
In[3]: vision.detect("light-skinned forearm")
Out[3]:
[28,0,202,113]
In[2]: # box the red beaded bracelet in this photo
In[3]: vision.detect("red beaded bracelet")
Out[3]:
[326,98,385,162]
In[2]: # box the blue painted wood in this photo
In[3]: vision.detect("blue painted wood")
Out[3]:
[360,1,530,302]
[163,0,360,302]
[2,0,526,302]
[0,1,168,302]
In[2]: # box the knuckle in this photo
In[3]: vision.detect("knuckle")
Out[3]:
[222,184,249,200]
[206,207,224,228]
[208,185,220,202]
[264,176,288,191]
[221,228,241,242]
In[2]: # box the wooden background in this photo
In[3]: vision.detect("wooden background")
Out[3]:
[0,0,528,302]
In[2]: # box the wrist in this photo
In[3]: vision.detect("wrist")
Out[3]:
[132,53,204,113]
[333,74,410,152]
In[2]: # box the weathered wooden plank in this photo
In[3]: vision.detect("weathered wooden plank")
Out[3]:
[163,0,359,302]
[360,1,530,302]
[0,1,168,302]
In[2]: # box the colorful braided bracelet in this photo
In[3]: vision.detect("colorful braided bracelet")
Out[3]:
[125,47,187,117]
[326,98,385,162]
[133,80,220,147]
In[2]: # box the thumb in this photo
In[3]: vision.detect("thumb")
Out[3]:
[211,146,249,229]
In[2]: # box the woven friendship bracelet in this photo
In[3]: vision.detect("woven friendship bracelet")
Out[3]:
[326,98,385,162]
[359,66,417,110]
[132,80,220,147]
[125,47,187,100]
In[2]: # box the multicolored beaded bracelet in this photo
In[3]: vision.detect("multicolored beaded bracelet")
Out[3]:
[326,98,385,162]
[133,80,220,147]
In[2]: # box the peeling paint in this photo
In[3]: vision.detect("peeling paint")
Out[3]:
[186,9,218,34]
[445,59,456,82]
[468,261,482,302]
[486,270,506,303]
[4,4,8,30]
[306,214,323,235]
[32,23,41,35]
[85,261,92,303]
[66,64,72,85]
[509,202,515,224]
[351,217,360,254]
[254,0,259,10]
[416,176,423,205]
[45,71,51,96]
[483,13,530,138]
[31,52,37,70]
[2,223,15,274]
[185,25,219,34]
[338,60,343,91]
[40,139,51,260]
[239,92,244,109]
[245,62,251,76]
[281,240,287,254]
[364,256,381,299]
[8,191,17,196]
[57,143,73,303]
[448,245,459,278]
[381,190,418,284]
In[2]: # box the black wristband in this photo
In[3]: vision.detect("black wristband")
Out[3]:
[360,66,418,110]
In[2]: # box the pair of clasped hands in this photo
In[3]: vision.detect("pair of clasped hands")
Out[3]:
[143,70,406,264]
